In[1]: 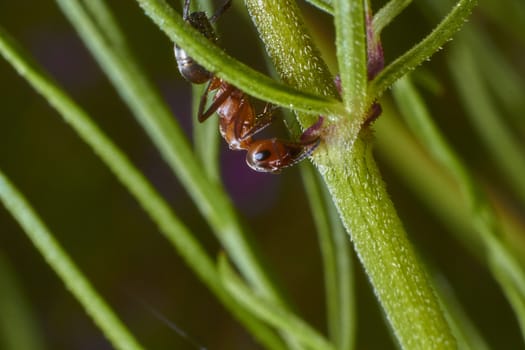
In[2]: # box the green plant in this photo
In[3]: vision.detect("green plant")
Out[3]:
[0,0,524,349]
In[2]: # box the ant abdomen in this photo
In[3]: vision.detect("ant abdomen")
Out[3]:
[174,45,212,84]
[174,3,218,84]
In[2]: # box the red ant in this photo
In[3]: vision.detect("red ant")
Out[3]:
[174,0,322,173]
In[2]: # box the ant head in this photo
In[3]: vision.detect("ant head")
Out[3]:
[246,137,321,173]
[246,139,283,173]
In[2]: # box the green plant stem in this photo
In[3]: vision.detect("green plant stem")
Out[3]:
[0,172,145,350]
[243,0,339,132]
[0,27,287,350]
[245,0,336,98]
[320,130,456,349]
[244,1,456,348]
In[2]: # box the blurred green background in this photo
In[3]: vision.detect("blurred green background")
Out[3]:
[1,1,524,349]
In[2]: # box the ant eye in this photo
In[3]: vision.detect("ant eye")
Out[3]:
[254,149,271,162]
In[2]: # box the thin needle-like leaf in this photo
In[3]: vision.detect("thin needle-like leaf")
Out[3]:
[479,0,525,45]
[494,267,525,340]
[368,0,477,103]
[56,0,288,307]
[0,172,146,350]
[84,0,220,185]
[82,0,128,52]
[376,105,525,269]
[373,0,414,35]
[433,274,491,350]
[301,164,355,350]
[0,27,287,350]
[192,84,221,182]
[423,0,525,132]
[392,76,525,340]
[56,2,305,347]
[0,255,46,350]
[135,0,344,116]
[190,0,221,182]
[0,23,220,300]
[304,0,334,14]
[327,187,354,350]
[448,41,525,206]
[468,28,525,129]
[334,0,367,115]
[219,256,336,350]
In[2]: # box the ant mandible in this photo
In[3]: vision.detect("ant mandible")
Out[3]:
[174,0,322,173]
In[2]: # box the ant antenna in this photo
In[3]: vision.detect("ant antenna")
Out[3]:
[210,0,232,23]
[133,295,207,350]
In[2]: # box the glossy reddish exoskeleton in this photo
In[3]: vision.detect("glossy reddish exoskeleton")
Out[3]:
[174,0,322,173]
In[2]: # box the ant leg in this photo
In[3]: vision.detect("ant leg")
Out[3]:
[363,102,382,127]
[299,116,324,143]
[290,124,323,167]
[231,97,249,141]
[287,136,321,165]
[210,0,232,23]
[334,75,342,95]
[276,136,321,171]
[197,78,215,122]
[246,137,321,173]
[182,0,191,19]
[253,103,277,134]
[259,102,278,121]
[239,103,277,141]
[198,80,234,122]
